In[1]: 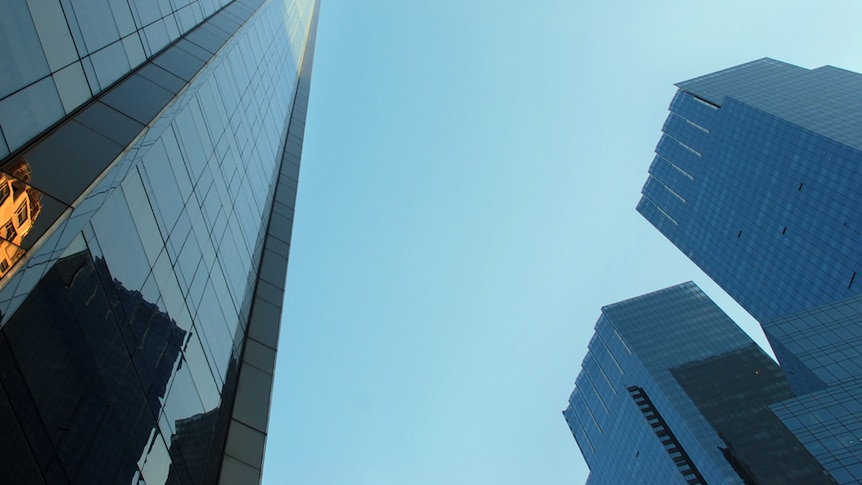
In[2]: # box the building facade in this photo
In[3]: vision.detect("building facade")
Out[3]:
[638,59,862,483]
[563,282,830,485]
[0,0,319,483]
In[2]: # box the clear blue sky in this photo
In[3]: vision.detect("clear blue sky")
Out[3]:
[262,1,862,483]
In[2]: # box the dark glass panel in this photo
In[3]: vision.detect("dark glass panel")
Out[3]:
[224,420,265,469]
[101,74,175,125]
[672,345,832,483]
[154,45,207,82]
[166,407,219,485]
[0,334,56,484]
[223,2,255,19]
[1,251,153,482]
[257,248,287,291]
[185,26,228,54]
[204,14,241,37]
[252,279,283,308]
[230,364,271,433]
[266,210,293,246]
[0,130,8,159]
[175,39,212,63]
[17,120,124,205]
[242,338,276,374]
[219,455,260,484]
[137,63,187,94]
[74,101,145,146]
[246,297,279,348]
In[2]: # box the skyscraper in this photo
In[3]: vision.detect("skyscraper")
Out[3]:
[0,0,318,483]
[638,59,862,483]
[563,282,831,484]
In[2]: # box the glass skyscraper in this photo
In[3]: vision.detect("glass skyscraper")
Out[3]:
[0,0,318,483]
[563,282,831,484]
[639,59,862,483]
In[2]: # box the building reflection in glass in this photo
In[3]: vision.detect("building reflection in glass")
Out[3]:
[0,245,234,484]
[0,158,41,280]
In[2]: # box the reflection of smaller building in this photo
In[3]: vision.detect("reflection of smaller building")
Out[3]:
[0,249,190,483]
[0,159,41,278]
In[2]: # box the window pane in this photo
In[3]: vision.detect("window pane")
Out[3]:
[69,0,120,52]
[0,77,64,151]
[76,101,144,149]
[89,41,131,89]
[101,74,174,125]
[0,2,50,99]
[19,120,123,205]
[26,0,78,72]
[53,61,92,113]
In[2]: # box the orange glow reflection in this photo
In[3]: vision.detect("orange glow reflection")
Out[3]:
[0,159,41,279]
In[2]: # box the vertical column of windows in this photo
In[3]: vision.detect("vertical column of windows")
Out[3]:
[628,386,708,485]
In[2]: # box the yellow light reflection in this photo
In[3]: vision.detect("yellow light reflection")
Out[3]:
[0,158,41,279]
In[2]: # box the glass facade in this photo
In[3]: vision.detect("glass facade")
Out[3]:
[0,0,318,483]
[638,58,862,483]
[563,283,831,484]
[638,59,862,325]
[0,0,243,155]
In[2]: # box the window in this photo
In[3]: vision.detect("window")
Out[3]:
[15,202,27,225]
[3,221,17,240]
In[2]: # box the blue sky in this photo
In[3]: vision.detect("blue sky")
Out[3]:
[262,1,862,483]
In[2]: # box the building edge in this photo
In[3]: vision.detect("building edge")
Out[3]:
[217,1,320,483]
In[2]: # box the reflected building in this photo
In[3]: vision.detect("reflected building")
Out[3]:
[563,282,832,484]
[638,59,862,483]
[0,0,319,483]
[0,159,41,278]
[1,251,186,483]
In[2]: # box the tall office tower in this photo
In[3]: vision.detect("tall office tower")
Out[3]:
[638,59,862,483]
[563,282,832,485]
[0,0,319,483]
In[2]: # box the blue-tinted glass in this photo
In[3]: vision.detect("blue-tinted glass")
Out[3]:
[53,61,92,113]
[102,74,175,125]
[90,190,151,291]
[137,63,186,94]
[27,0,79,72]
[70,0,121,52]
[0,2,319,484]
[0,3,50,99]
[19,120,123,205]
[567,284,831,484]
[89,40,131,88]
[0,77,64,151]
[75,101,145,146]
[638,59,862,484]
[153,44,206,81]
